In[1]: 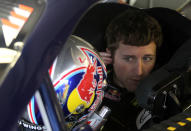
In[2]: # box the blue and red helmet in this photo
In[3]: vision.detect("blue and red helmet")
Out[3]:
[26,35,107,128]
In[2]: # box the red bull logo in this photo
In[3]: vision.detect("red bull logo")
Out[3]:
[77,58,97,104]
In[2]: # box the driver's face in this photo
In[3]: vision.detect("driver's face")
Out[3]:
[113,41,156,92]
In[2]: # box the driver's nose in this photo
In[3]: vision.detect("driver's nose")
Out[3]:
[135,59,143,76]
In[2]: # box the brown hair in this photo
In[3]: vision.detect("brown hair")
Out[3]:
[105,8,162,56]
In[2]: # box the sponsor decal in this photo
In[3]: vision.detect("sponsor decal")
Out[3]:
[104,89,121,101]
[18,119,46,130]
[136,109,152,130]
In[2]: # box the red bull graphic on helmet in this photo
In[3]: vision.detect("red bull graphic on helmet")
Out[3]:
[27,47,106,124]
[77,47,106,108]
[77,58,97,104]
[67,47,106,115]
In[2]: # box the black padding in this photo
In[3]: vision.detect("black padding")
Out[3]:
[144,7,191,69]
[73,2,134,51]
[164,38,191,72]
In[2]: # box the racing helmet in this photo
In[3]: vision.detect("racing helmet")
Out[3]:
[25,35,107,129]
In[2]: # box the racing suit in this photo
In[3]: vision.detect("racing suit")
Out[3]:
[101,69,152,131]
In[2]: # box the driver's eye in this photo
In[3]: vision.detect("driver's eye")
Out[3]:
[123,56,135,62]
[143,56,153,62]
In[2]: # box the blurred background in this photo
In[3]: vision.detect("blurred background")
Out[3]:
[105,0,191,20]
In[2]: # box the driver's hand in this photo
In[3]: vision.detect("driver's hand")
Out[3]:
[99,52,112,65]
